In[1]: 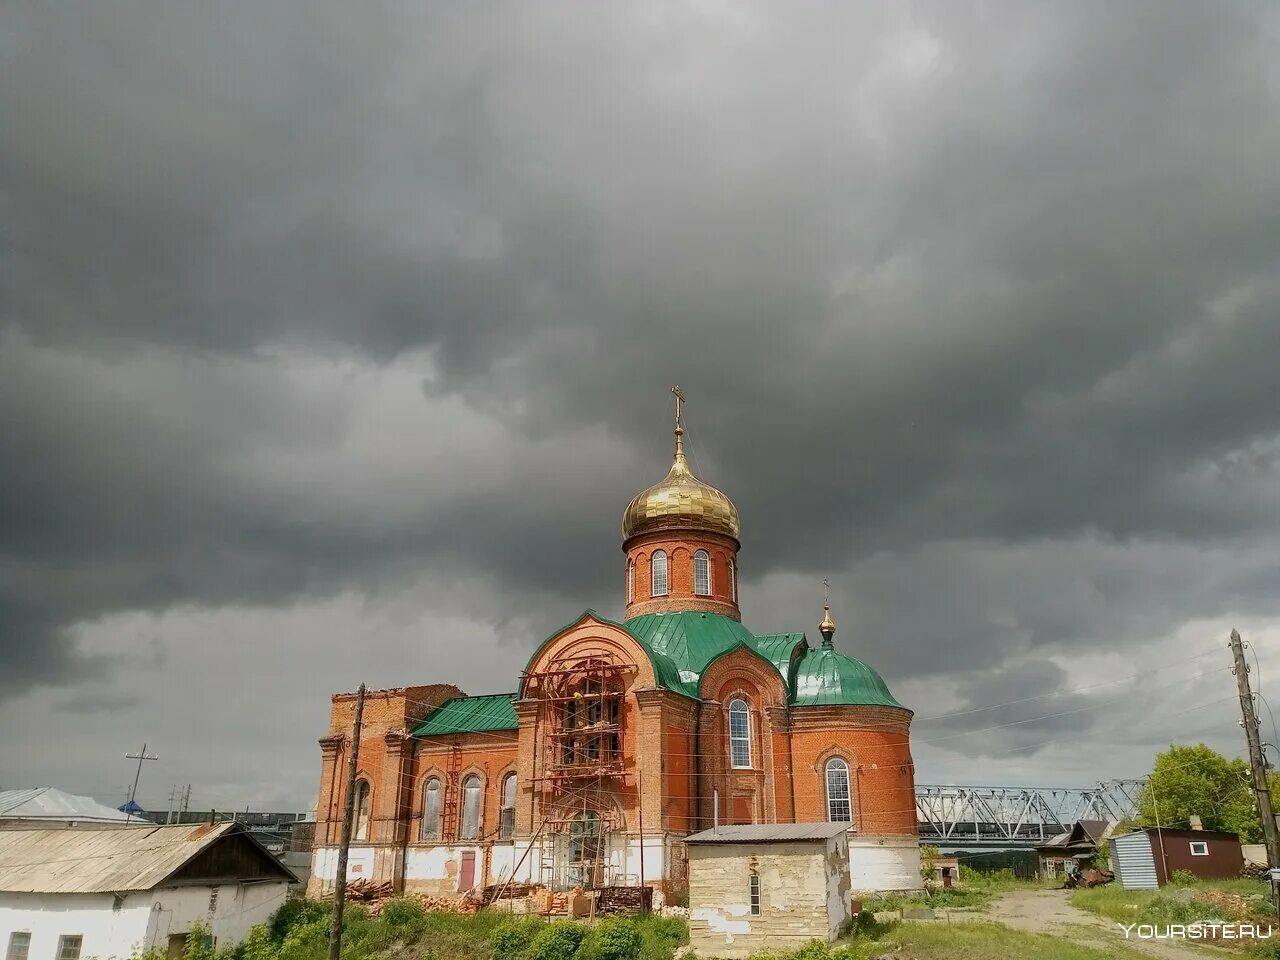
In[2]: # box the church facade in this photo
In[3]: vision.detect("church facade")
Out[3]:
[308,401,921,900]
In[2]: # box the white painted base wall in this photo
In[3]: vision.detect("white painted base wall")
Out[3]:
[310,834,671,894]
[847,836,923,892]
[0,883,290,960]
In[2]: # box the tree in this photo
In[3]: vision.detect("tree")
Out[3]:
[1138,743,1273,842]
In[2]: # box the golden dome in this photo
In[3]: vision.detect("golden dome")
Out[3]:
[622,418,740,541]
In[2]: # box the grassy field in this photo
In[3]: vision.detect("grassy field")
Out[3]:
[850,921,1150,960]
[1070,876,1273,924]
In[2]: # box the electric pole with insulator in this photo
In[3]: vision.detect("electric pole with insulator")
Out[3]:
[1230,630,1280,869]
[328,683,365,960]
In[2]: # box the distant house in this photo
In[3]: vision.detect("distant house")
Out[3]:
[1112,827,1243,889]
[1037,820,1117,878]
[0,823,296,960]
[0,789,131,829]
[685,823,852,959]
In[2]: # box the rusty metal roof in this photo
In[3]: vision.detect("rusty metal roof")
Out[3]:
[0,821,292,893]
[684,822,852,844]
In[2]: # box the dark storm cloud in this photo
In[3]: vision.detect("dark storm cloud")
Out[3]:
[3,0,1280,796]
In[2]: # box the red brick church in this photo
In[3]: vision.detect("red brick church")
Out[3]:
[308,394,921,900]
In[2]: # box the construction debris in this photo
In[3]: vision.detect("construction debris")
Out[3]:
[1061,868,1113,889]
[344,879,394,902]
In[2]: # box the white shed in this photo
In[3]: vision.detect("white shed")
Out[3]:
[0,823,296,960]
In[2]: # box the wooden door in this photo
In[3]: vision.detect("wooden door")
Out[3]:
[459,851,476,892]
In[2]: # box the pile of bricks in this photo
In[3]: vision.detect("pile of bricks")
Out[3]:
[596,886,652,916]
[344,879,394,902]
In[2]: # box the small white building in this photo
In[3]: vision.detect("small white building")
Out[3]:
[0,823,296,960]
[685,823,852,959]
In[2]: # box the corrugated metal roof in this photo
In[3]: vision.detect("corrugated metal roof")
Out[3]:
[685,822,852,844]
[412,693,519,736]
[0,822,288,893]
[0,787,131,823]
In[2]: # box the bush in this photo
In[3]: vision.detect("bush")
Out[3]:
[525,922,586,960]
[380,898,427,930]
[579,918,642,960]
[491,917,544,959]
[1169,869,1197,886]
[269,899,329,943]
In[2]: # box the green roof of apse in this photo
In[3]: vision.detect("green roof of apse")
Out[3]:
[790,644,906,709]
[622,611,757,677]
[412,693,519,736]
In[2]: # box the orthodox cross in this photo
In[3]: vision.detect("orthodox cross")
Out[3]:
[823,577,830,606]
[672,384,685,428]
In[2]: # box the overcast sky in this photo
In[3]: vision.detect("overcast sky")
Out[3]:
[4,1,1280,813]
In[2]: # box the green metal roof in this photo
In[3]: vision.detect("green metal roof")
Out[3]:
[790,644,906,709]
[623,612,756,675]
[412,693,519,737]
[753,632,808,677]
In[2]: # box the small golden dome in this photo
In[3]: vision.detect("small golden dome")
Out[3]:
[622,419,740,541]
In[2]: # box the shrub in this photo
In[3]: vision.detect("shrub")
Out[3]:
[491,917,544,959]
[579,918,642,960]
[1169,869,1197,886]
[525,922,586,960]
[269,899,329,943]
[380,898,427,930]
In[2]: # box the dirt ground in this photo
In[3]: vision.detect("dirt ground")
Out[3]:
[985,889,1230,960]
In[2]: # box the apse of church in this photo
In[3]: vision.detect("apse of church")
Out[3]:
[307,391,923,900]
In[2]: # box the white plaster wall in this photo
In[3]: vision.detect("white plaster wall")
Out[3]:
[0,884,289,960]
[847,836,923,892]
[311,845,375,882]
[825,835,851,937]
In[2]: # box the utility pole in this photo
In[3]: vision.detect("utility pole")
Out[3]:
[328,683,365,960]
[1230,630,1280,868]
[166,785,178,825]
[124,744,159,824]
[182,784,191,815]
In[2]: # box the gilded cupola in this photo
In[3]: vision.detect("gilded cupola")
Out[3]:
[621,387,740,543]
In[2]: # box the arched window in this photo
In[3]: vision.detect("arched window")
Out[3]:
[499,772,517,839]
[728,699,751,768]
[826,758,852,823]
[460,774,482,840]
[729,559,737,602]
[651,550,668,597]
[694,550,711,596]
[421,777,441,840]
[353,779,372,841]
[627,559,635,603]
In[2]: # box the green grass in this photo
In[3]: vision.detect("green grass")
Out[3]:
[859,888,991,913]
[1070,876,1272,925]
[866,921,1150,960]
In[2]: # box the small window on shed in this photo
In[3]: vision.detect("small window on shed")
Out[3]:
[749,872,761,915]
[1189,841,1209,856]
[6,932,31,960]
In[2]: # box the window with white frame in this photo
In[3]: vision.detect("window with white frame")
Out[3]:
[460,774,482,840]
[651,551,668,596]
[627,559,635,602]
[421,777,441,839]
[352,779,372,841]
[729,559,736,602]
[826,757,852,823]
[728,698,751,768]
[56,937,82,960]
[749,872,761,915]
[6,932,31,960]
[1189,841,1209,856]
[694,550,711,595]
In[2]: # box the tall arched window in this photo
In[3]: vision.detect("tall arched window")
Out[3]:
[421,777,441,840]
[694,550,711,596]
[728,698,751,768]
[651,550,668,597]
[460,774,482,840]
[353,779,372,841]
[729,559,737,602]
[826,758,852,823]
[499,772,517,839]
[627,559,635,603]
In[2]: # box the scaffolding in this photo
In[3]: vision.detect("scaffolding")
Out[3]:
[523,653,634,890]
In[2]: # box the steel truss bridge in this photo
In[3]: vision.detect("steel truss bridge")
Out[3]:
[915,780,1146,847]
